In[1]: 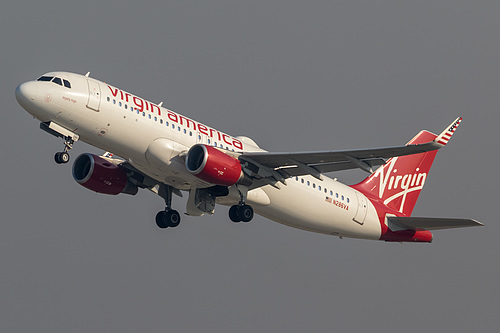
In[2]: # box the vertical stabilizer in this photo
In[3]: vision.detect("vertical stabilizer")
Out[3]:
[352,131,438,216]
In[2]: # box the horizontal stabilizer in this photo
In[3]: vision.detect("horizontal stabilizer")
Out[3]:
[387,216,484,231]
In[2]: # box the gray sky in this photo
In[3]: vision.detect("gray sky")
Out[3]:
[1,1,498,332]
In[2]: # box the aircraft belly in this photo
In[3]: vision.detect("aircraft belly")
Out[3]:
[256,181,381,240]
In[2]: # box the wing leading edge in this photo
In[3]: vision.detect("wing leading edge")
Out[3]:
[239,117,463,183]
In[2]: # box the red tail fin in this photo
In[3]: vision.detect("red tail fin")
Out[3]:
[352,131,438,216]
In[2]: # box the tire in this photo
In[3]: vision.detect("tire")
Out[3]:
[239,205,254,223]
[229,205,241,222]
[155,211,169,229]
[54,152,62,164]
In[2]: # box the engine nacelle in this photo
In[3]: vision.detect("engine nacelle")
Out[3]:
[185,144,243,186]
[72,153,138,195]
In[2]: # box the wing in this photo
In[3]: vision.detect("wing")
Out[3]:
[239,117,462,187]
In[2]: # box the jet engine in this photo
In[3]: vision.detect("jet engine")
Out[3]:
[185,144,244,186]
[72,153,138,195]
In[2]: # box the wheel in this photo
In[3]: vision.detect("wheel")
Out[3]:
[54,152,70,164]
[238,205,254,222]
[166,210,181,227]
[155,211,169,229]
[60,152,70,163]
[229,205,241,222]
[54,152,62,164]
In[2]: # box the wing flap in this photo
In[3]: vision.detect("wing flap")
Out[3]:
[387,216,484,231]
[240,139,442,179]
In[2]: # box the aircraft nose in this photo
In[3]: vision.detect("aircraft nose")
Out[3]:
[15,81,38,108]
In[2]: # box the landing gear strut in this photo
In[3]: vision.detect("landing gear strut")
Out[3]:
[40,122,79,165]
[54,137,74,164]
[156,184,181,229]
[229,186,254,223]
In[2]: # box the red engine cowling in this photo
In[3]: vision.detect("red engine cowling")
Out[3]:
[185,144,243,186]
[72,153,138,195]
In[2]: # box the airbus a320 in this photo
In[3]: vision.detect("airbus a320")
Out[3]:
[15,71,483,242]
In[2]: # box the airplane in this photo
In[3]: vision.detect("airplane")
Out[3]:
[15,71,483,242]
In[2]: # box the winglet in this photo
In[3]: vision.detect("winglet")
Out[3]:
[435,117,463,146]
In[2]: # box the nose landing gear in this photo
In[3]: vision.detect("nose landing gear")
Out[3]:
[54,137,74,164]
[40,122,79,165]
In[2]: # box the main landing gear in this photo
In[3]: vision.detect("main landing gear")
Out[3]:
[228,186,254,223]
[229,204,254,223]
[156,184,181,229]
[156,210,181,229]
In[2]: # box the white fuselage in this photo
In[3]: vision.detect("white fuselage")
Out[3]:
[16,72,382,240]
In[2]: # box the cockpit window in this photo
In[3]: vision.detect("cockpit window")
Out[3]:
[37,76,53,82]
[52,77,63,86]
[36,75,71,89]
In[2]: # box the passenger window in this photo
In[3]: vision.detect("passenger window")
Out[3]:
[52,77,63,86]
[160,119,163,124]
[341,195,344,201]
[107,97,110,102]
[63,79,71,88]
[318,186,321,191]
[347,198,350,203]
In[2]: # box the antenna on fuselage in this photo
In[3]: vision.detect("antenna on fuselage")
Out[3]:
[158,102,163,107]
[85,72,90,77]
